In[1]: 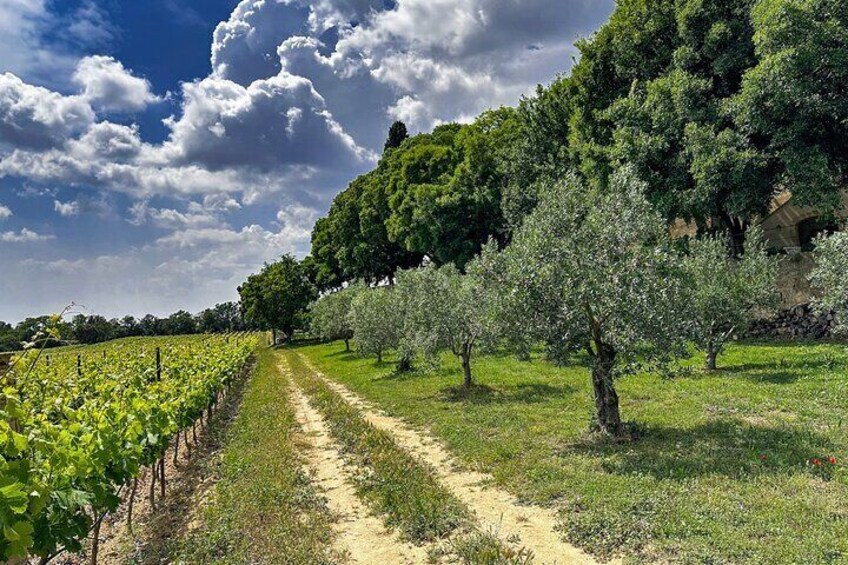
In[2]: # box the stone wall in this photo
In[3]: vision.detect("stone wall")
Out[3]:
[748,303,834,340]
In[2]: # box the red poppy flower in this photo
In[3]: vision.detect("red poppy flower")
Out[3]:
[828,456,837,465]
[812,458,823,466]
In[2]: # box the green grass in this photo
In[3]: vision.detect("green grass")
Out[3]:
[297,340,848,564]
[284,348,468,543]
[177,347,338,564]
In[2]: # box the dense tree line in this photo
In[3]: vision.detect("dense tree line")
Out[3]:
[307,0,846,287]
[0,302,253,351]
[240,0,847,437]
[309,169,781,435]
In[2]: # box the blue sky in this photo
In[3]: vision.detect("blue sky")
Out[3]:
[0,0,614,323]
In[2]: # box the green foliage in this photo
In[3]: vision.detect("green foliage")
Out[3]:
[735,0,848,209]
[311,173,422,286]
[682,226,779,369]
[501,167,688,369]
[395,262,500,387]
[238,254,316,339]
[497,167,690,434]
[809,231,848,333]
[309,284,362,349]
[347,286,406,363]
[1,335,258,560]
[383,120,409,152]
[196,302,248,334]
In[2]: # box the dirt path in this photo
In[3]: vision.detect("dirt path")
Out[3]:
[284,361,430,565]
[296,353,602,565]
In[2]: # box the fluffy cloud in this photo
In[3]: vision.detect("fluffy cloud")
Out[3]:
[0,73,94,150]
[128,200,224,230]
[73,56,160,113]
[54,199,80,217]
[0,0,616,322]
[0,228,54,243]
[0,204,11,219]
[161,71,372,171]
[211,0,308,85]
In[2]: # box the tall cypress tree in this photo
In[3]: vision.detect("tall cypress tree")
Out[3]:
[383,121,409,152]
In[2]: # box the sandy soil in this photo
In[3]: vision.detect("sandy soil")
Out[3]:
[296,353,604,565]
[283,360,430,565]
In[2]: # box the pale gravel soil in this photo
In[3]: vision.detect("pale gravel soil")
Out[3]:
[283,359,430,565]
[296,352,607,565]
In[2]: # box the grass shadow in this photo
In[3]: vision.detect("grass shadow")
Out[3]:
[566,418,836,481]
[438,382,577,405]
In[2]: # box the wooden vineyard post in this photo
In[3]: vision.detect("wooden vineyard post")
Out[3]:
[159,457,165,499]
[126,478,138,534]
[77,354,82,377]
[155,348,162,381]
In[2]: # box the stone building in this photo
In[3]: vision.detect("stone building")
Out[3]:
[759,192,846,253]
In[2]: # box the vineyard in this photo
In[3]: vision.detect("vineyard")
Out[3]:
[0,335,259,563]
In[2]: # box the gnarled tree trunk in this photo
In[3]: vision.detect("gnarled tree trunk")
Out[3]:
[591,341,623,436]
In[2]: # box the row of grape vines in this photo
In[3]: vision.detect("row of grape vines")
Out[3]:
[0,334,260,563]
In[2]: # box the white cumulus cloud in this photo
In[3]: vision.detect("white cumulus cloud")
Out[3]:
[73,55,160,113]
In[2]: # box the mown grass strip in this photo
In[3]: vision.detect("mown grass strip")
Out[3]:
[285,348,468,543]
[177,347,338,564]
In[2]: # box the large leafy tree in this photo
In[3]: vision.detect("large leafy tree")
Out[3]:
[311,172,422,285]
[385,117,517,267]
[682,226,779,370]
[497,168,689,436]
[238,255,317,342]
[734,0,848,210]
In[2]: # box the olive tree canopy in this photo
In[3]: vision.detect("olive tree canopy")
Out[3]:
[498,167,690,436]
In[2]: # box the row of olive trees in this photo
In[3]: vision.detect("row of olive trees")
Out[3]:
[311,168,782,436]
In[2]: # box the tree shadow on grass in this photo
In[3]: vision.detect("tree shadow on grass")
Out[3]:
[566,418,836,481]
[438,382,577,405]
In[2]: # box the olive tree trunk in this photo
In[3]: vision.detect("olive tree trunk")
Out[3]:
[705,344,718,371]
[591,341,623,436]
[460,342,473,389]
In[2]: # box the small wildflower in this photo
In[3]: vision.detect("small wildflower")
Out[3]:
[828,456,837,465]
[811,458,823,467]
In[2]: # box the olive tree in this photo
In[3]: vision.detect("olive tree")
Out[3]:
[498,168,689,437]
[347,286,405,363]
[310,284,362,351]
[396,263,499,389]
[682,226,779,371]
[809,231,848,333]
